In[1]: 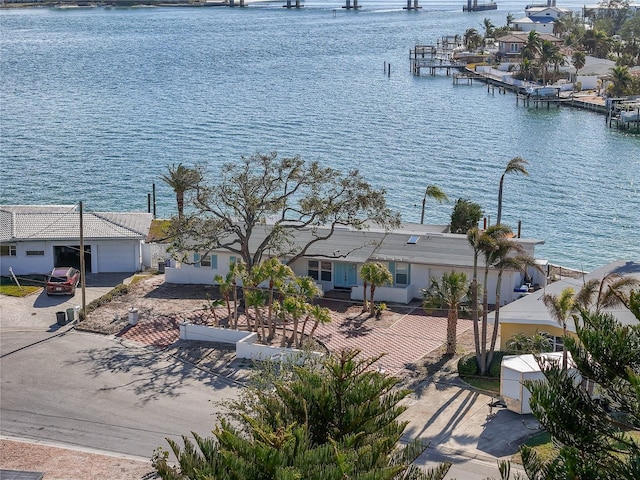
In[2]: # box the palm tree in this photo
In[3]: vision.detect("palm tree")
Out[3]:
[496,157,529,226]
[574,273,640,313]
[300,304,331,348]
[260,258,295,340]
[161,163,202,220]
[422,271,470,355]
[482,18,495,39]
[521,31,541,61]
[488,238,540,368]
[542,287,575,370]
[572,50,586,81]
[540,40,561,85]
[420,185,449,224]
[359,262,393,316]
[215,272,235,327]
[467,227,482,367]
[608,65,633,96]
[464,28,482,51]
[477,224,512,375]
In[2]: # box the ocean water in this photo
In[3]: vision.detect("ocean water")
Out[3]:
[1,1,638,271]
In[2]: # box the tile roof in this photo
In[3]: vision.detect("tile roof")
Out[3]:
[0,205,153,242]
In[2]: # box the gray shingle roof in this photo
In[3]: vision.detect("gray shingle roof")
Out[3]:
[0,205,152,242]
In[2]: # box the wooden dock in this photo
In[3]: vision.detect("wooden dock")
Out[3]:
[410,41,466,76]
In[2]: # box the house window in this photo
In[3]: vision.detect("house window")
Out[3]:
[543,333,564,352]
[510,43,519,52]
[26,250,45,256]
[229,256,236,266]
[394,262,409,286]
[308,260,332,282]
[1,244,16,256]
[200,255,217,268]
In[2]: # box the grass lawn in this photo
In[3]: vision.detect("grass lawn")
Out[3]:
[0,276,44,297]
[462,376,500,395]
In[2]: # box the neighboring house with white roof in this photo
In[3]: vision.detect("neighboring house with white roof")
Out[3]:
[165,222,546,306]
[497,260,640,351]
[512,5,573,34]
[0,205,153,275]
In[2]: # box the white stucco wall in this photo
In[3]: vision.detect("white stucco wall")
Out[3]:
[0,239,143,276]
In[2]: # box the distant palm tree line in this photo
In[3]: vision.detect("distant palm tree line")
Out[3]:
[464,9,640,94]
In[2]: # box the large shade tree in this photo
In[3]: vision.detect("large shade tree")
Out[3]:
[169,152,400,272]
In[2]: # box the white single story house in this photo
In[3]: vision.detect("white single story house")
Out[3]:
[0,205,153,276]
[497,260,640,351]
[164,222,546,306]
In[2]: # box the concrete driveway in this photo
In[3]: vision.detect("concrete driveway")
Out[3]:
[0,273,131,332]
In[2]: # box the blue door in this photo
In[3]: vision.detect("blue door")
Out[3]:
[334,262,357,288]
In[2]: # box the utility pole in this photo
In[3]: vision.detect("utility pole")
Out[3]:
[79,201,86,321]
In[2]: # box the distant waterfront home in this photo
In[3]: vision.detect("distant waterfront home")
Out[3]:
[511,5,572,35]
[0,205,153,276]
[496,32,562,60]
[497,260,640,352]
[165,222,546,306]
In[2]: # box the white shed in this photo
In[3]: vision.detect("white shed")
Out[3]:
[500,352,565,414]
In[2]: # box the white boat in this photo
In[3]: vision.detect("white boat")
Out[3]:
[620,109,640,122]
[525,86,558,97]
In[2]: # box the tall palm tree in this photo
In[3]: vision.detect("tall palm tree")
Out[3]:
[488,239,540,368]
[161,163,202,220]
[420,185,449,224]
[496,157,529,226]
[360,262,393,316]
[477,224,512,375]
[422,271,470,355]
[467,227,482,367]
[542,287,575,370]
[572,50,586,81]
[539,40,561,85]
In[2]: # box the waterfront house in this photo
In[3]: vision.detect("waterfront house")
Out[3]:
[497,260,640,352]
[164,222,546,306]
[496,32,562,60]
[0,205,153,276]
[511,5,572,35]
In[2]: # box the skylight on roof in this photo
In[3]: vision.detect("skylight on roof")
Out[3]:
[407,235,420,244]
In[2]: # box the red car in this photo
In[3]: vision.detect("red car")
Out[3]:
[46,267,80,296]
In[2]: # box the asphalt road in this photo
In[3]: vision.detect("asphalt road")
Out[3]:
[0,329,241,459]
[0,277,242,461]
[1,275,533,478]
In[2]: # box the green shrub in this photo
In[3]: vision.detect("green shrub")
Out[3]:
[488,351,507,378]
[457,354,479,376]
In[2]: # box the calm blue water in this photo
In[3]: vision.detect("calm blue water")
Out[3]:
[1,1,638,271]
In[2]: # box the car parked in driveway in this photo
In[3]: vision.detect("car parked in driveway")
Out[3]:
[46,267,80,296]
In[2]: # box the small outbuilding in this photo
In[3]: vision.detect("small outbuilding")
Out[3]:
[500,352,565,414]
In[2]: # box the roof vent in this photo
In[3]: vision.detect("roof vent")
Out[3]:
[407,235,420,245]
